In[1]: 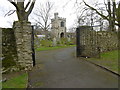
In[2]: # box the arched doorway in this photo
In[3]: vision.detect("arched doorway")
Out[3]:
[60,32,64,38]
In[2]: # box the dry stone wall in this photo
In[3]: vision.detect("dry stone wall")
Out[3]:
[78,26,118,58]
[2,28,18,73]
[97,31,118,52]
[2,21,33,73]
[79,27,99,57]
[13,21,33,70]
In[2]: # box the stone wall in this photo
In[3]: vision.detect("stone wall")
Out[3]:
[78,26,99,57]
[2,21,33,73]
[77,26,118,58]
[2,28,18,73]
[13,21,33,70]
[98,31,118,52]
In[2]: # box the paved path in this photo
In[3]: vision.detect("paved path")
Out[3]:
[28,47,118,88]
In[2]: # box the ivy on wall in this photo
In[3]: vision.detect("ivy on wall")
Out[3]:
[2,28,18,72]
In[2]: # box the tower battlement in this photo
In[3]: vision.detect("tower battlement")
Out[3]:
[51,13,66,39]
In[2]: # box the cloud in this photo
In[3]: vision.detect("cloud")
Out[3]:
[1,0,119,28]
[0,16,12,28]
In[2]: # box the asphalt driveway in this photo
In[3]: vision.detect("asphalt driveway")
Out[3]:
[28,47,118,88]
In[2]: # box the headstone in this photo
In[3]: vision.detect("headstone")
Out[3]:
[53,37,57,46]
[67,37,71,42]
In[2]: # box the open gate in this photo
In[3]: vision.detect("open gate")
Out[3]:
[31,26,35,66]
[76,26,100,58]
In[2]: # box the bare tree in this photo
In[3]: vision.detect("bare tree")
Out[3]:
[33,1,54,31]
[116,1,120,29]
[8,0,36,22]
[77,8,102,26]
[83,0,120,31]
[6,0,37,69]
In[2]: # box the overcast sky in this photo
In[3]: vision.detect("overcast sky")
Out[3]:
[0,0,119,29]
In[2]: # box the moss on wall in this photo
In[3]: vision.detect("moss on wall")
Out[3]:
[78,26,118,58]
[97,31,118,52]
[2,28,18,72]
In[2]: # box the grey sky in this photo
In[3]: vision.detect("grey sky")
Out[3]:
[0,0,119,28]
[0,0,77,28]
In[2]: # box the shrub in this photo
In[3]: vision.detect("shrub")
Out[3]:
[58,38,76,46]
[40,40,53,47]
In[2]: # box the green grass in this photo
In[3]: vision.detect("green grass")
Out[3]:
[87,50,118,73]
[36,45,76,51]
[2,72,28,88]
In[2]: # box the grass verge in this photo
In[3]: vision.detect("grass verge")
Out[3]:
[36,45,76,51]
[87,50,118,73]
[2,72,28,88]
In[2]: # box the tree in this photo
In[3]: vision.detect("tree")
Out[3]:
[116,2,120,29]
[83,0,120,31]
[77,6,104,29]
[8,0,36,22]
[6,0,37,69]
[33,1,54,32]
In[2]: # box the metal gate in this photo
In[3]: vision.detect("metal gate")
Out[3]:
[76,26,100,58]
[31,26,35,66]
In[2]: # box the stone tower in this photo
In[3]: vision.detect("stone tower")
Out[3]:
[51,13,66,40]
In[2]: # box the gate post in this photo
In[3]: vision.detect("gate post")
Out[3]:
[13,21,33,70]
[76,27,80,57]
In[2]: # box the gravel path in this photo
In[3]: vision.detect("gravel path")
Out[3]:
[28,47,118,88]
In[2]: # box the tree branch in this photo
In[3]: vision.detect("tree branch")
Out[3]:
[25,0,31,10]
[27,0,36,16]
[34,18,45,28]
[4,10,16,17]
[83,0,109,21]
[83,0,119,27]
[8,0,19,11]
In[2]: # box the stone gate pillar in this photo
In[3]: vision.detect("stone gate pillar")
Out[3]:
[13,21,33,70]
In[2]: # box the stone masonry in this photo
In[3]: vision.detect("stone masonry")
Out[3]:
[2,28,18,72]
[51,13,66,40]
[13,21,33,70]
[77,26,118,58]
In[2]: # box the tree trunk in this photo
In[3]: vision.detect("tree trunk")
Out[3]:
[108,1,113,31]
[7,0,36,70]
[112,1,116,31]
[17,2,28,21]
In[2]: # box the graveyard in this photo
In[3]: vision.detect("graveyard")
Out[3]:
[1,0,120,89]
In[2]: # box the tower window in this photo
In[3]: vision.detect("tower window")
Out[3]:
[61,21,64,27]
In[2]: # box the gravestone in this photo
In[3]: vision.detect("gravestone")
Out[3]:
[53,37,57,46]
[67,37,71,42]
